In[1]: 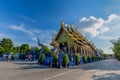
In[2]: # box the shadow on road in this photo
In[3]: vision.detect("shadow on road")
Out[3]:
[14,62,51,70]
[92,73,120,80]
[12,59,120,71]
[70,59,120,71]
[18,65,50,69]
[15,62,38,65]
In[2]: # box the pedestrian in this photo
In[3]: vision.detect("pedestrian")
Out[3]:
[8,54,11,62]
[6,55,9,62]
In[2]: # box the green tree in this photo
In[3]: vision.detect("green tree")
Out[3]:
[32,47,40,59]
[16,47,20,53]
[34,47,40,53]
[96,48,104,56]
[35,47,40,59]
[20,44,30,53]
[13,47,17,53]
[42,46,51,54]
[111,38,120,60]
[0,38,13,52]
[0,46,5,56]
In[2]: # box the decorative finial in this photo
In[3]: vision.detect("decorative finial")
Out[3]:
[61,22,64,29]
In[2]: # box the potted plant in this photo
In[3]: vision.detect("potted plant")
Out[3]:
[39,54,45,64]
[52,54,58,67]
[75,54,80,65]
[83,55,86,64]
[62,54,69,67]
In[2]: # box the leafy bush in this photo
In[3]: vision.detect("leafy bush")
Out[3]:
[87,56,91,63]
[116,54,120,61]
[83,55,86,63]
[62,54,69,67]
[39,54,45,64]
[52,54,58,65]
[75,54,80,65]
[0,46,5,56]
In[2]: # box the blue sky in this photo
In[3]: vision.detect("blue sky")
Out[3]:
[0,0,120,54]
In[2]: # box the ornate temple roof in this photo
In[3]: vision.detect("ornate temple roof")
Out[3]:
[53,22,95,50]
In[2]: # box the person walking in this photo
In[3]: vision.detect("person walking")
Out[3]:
[7,54,11,62]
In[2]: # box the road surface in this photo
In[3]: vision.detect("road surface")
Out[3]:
[0,59,120,80]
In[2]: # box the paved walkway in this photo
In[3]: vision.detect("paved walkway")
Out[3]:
[0,59,120,80]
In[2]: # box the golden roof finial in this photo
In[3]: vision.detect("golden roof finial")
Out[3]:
[61,22,64,29]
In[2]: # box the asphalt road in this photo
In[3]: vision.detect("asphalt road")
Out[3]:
[0,59,120,80]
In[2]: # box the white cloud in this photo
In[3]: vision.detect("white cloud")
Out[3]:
[31,37,37,42]
[80,17,107,37]
[80,17,88,22]
[106,14,118,23]
[13,41,22,46]
[98,35,118,40]
[44,43,53,49]
[10,24,33,36]
[78,14,120,38]
[0,33,14,39]
[18,14,36,23]
[82,26,100,37]
[10,23,56,48]
[78,14,120,54]
[100,26,109,34]
[89,16,96,20]
[33,29,40,33]
[80,16,97,22]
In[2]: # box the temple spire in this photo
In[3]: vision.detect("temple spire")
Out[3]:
[61,22,64,29]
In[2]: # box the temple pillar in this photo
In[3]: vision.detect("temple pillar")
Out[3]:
[74,45,77,54]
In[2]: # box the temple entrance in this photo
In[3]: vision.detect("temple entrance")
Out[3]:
[59,42,68,53]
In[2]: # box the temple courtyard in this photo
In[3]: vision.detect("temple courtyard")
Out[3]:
[0,59,120,80]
